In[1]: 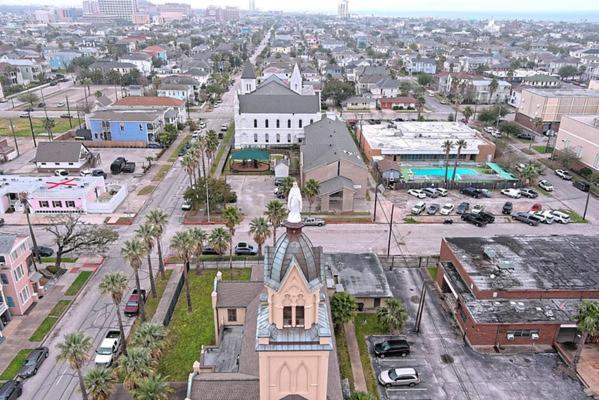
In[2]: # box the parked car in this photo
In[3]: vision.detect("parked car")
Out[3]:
[198,121,207,129]
[478,211,495,224]
[555,169,572,180]
[471,204,484,214]
[124,289,146,317]
[500,188,521,198]
[456,202,470,215]
[374,339,410,358]
[192,130,203,139]
[538,180,554,191]
[426,203,440,215]
[80,168,91,176]
[517,132,534,140]
[479,189,492,198]
[33,246,53,257]
[56,102,66,107]
[515,163,526,173]
[303,217,326,227]
[202,246,222,255]
[121,162,135,173]
[460,187,482,198]
[181,201,192,211]
[461,213,487,227]
[550,210,571,224]
[94,330,122,367]
[423,188,439,198]
[533,210,555,224]
[573,180,590,192]
[512,212,540,226]
[408,189,426,199]
[520,188,539,198]
[490,130,502,138]
[59,113,73,119]
[147,142,163,149]
[435,188,448,197]
[0,380,22,400]
[502,202,513,215]
[19,112,29,118]
[440,203,454,216]
[411,201,426,215]
[220,123,228,132]
[234,242,257,255]
[17,347,49,379]
[0,218,4,227]
[92,169,107,178]
[54,169,69,176]
[378,367,421,388]
[274,177,285,186]
[110,157,127,174]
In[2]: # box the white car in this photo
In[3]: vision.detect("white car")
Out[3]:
[500,188,521,198]
[440,203,454,215]
[472,204,485,214]
[411,201,426,215]
[80,169,91,176]
[555,169,572,180]
[533,210,554,224]
[57,102,66,107]
[550,210,571,224]
[192,130,203,139]
[538,180,554,192]
[435,188,449,197]
[54,169,69,176]
[181,201,192,211]
[378,367,421,388]
[408,189,426,199]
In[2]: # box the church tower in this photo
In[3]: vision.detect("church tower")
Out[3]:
[240,61,257,94]
[290,63,303,95]
[257,183,332,400]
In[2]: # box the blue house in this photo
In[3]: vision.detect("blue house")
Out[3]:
[85,110,165,145]
[48,52,81,70]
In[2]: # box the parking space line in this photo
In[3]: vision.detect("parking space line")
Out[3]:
[386,387,429,391]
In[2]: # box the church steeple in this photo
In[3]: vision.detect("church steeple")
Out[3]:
[240,61,257,94]
[290,63,302,94]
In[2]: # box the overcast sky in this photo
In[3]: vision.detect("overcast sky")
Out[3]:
[2,0,598,14]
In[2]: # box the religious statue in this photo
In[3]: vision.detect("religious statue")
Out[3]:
[287,181,303,223]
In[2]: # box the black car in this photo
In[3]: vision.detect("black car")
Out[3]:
[111,157,126,174]
[18,347,49,378]
[0,380,22,400]
[478,211,495,224]
[461,213,487,227]
[0,218,4,226]
[512,212,540,226]
[121,162,136,173]
[33,246,54,257]
[92,169,107,178]
[202,246,221,255]
[517,132,534,140]
[456,202,470,215]
[573,180,590,192]
[460,187,482,198]
[502,202,513,215]
[520,188,539,198]
[59,114,73,119]
[374,339,410,358]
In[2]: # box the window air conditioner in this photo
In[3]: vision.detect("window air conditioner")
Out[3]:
[506,333,515,341]
[531,333,539,340]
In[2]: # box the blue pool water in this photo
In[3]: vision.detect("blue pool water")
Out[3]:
[410,168,478,177]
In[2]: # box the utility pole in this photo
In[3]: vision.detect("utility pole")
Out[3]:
[9,119,19,156]
[386,204,395,256]
[27,111,37,147]
[373,183,379,222]
[66,96,73,129]
[583,189,591,222]
[414,282,427,333]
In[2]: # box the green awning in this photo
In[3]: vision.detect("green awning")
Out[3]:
[231,149,269,161]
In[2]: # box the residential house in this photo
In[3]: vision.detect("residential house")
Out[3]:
[86,109,165,145]
[521,75,561,88]
[342,96,377,111]
[90,61,137,75]
[157,84,194,103]
[0,57,44,85]
[406,57,437,74]
[379,96,417,110]
[33,142,98,173]
[142,45,168,62]
[0,140,16,163]
[47,51,81,70]
[112,96,188,123]
[0,234,36,316]
[120,52,152,75]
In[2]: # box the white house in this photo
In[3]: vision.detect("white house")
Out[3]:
[32,142,96,172]
[157,84,194,103]
[120,52,152,75]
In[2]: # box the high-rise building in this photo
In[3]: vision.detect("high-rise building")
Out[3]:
[96,0,138,19]
[249,0,255,11]
[338,0,349,18]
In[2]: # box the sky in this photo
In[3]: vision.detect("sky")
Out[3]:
[1,0,599,16]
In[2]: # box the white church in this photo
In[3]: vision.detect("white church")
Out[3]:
[234,62,322,148]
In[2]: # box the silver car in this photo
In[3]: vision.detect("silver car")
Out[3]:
[378,367,421,388]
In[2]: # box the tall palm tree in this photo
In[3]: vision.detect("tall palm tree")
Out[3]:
[118,347,154,390]
[376,299,409,335]
[84,367,114,400]
[249,217,270,256]
[99,272,129,356]
[205,130,219,162]
[193,136,208,177]
[18,192,39,269]
[136,223,157,298]
[189,228,208,273]
[131,322,167,360]
[181,154,197,187]
[222,205,243,270]
[489,78,499,103]
[145,209,168,279]
[170,231,194,313]
[573,300,599,368]
[208,227,230,262]
[280,176,295,198]
[520,162,541,186]
[265,200,287,246]
[57,331,92,400]
[451,139,467,185]
[441,140,454,184]
[132,374,172,400]
[121,239,147,322]
[303,179,320,215]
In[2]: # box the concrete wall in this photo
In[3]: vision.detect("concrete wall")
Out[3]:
[555,116,599,170]
[518,90,599,122]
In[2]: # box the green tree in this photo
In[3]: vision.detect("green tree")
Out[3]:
[170,231,194,313]
[558,65,578,79]
[376,299,408,335]
[573,300,599,367]
[488,78,498,103]
[208,227,230,258]
[84,367,114,400]
[417,74,433,87]
[249,217,271,256]
[136,223,157,298]
[265,200,287,246]
[145,209,168,279]
[57,332,92,400]
[121,239,147,322]
[462,106,473,122]
[451,139,467,185]
[321,78,355,106]
[132,374,172,400]
[18,92,39,108]
[205,130,219,162]
[118,347,153,390]
[441,140,454,184]
[520,162,541,186]
[222,205,243,270]
[280,176,296,198]
[557,148,581,169]
[499,121,522,137]
[190,228,208,273]
[532,117,544,133]
[331,292,357,329]
[19,193,40,270]
[181,153,198,187]
[303,179,320,215]
[99,272,129,356]
[131,322,167,360]
[349,392,376,400]
[184,177,236,213]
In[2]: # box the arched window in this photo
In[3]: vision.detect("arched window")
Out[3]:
[276,133,280,143]
[253,119,257,128]
[287,119,291,128]
[298,119,303,128]
[276,119,280,128]
[265,119,269,128]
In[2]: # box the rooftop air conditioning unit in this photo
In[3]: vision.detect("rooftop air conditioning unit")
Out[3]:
[506,333,515,341]
[531,333,539,340]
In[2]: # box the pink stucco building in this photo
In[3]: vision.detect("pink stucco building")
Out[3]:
[0,234,37,317]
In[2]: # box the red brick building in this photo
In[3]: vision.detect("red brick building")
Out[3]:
[435,235,599,351]
[379,96,417,110]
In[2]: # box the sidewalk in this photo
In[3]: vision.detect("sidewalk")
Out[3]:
[344,320,367,392]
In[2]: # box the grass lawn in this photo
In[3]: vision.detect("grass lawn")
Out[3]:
[354,313,387,399]
[152,164,173,182]
[427,266,438,281]
[128,270,173,343]
[209,123,234,176]
[0,349,33,382]
[0,118,74,137]
[137,185,156,195]
[65,271,93,296]
[559,209,588,224]
[29,300,72,341]
[335,326,354,391]
[40,256,77,263]
[157,268,250,381]
[403,217,419,224]
[168,135,192,163]
[532,145,554,154]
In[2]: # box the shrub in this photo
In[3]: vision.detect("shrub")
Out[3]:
[579,167,593,179]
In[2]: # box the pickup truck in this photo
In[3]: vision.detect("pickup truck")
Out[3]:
[303,217,326,227]
[124,289,146,317]
[94,330,122,367]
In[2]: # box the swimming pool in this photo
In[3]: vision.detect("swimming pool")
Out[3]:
[410,167,478,177]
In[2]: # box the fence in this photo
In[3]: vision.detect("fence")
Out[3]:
[393,180,522,191]
[378,254,440,269]
[86,184,128,213]
[152,268,185,327]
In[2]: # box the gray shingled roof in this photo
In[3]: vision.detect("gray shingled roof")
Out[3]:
[190,374,259,400]
[238,94,320,114]
[241,61,256,79]
[318,176,356,195]
[0,234,17,254]
[89,110,162,122]
[216,282,263,308]
[253,78,294,95]
[33,142,88,163]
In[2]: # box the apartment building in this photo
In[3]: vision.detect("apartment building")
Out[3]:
[0,234,36,316]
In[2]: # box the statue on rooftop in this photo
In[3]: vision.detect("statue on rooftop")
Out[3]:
[287,181,303,223]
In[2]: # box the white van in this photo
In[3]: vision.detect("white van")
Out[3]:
[550,210,571,224]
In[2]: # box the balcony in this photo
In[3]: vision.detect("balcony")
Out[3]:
[0,302,7,315]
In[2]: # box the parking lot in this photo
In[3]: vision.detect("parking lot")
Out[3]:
[226,174,276,220]
[367,268,587,400]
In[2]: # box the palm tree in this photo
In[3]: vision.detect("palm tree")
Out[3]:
[463,106,473,123]
[136,223,157,298]
[249,217,271,256]
[376,299,409,335]
[121,239,147,322]
[170,231,194,312]
[265,200,287,246]
[18,192,40,270]
[84,367,114,400]
[145,209,168,279]
[222,205,243,270]
[99,272,129,356]
[189,228,208,273]
[450,139,467,185]
[118,347,154,390]
[416,96,426,120]
[43,118,55,141]
[205,130,219,162]
[132,374,172,400]
[280,176,295,197]
[441,140,454,184]
[208,227,230,262]
[193,136,208,177]
[131,322,167,360]
[181,154,197,187]
[573,300,599,368]
[303,179,320,215]
[145,156,154,168]
[57,331,93,400]
[520,162,541,186]
[489,78,499,103]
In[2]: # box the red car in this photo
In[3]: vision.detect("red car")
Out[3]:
[124,289,146,317]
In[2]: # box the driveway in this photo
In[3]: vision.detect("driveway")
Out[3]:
[367,267,587,400]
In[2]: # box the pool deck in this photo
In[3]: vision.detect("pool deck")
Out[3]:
[400,164,506,182]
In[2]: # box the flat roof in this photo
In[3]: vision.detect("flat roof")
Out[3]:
[523,88,599,98]
[445,235,599,292]
[325,253,393,298]
[563,115,599,129]
[360,122,486,155]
